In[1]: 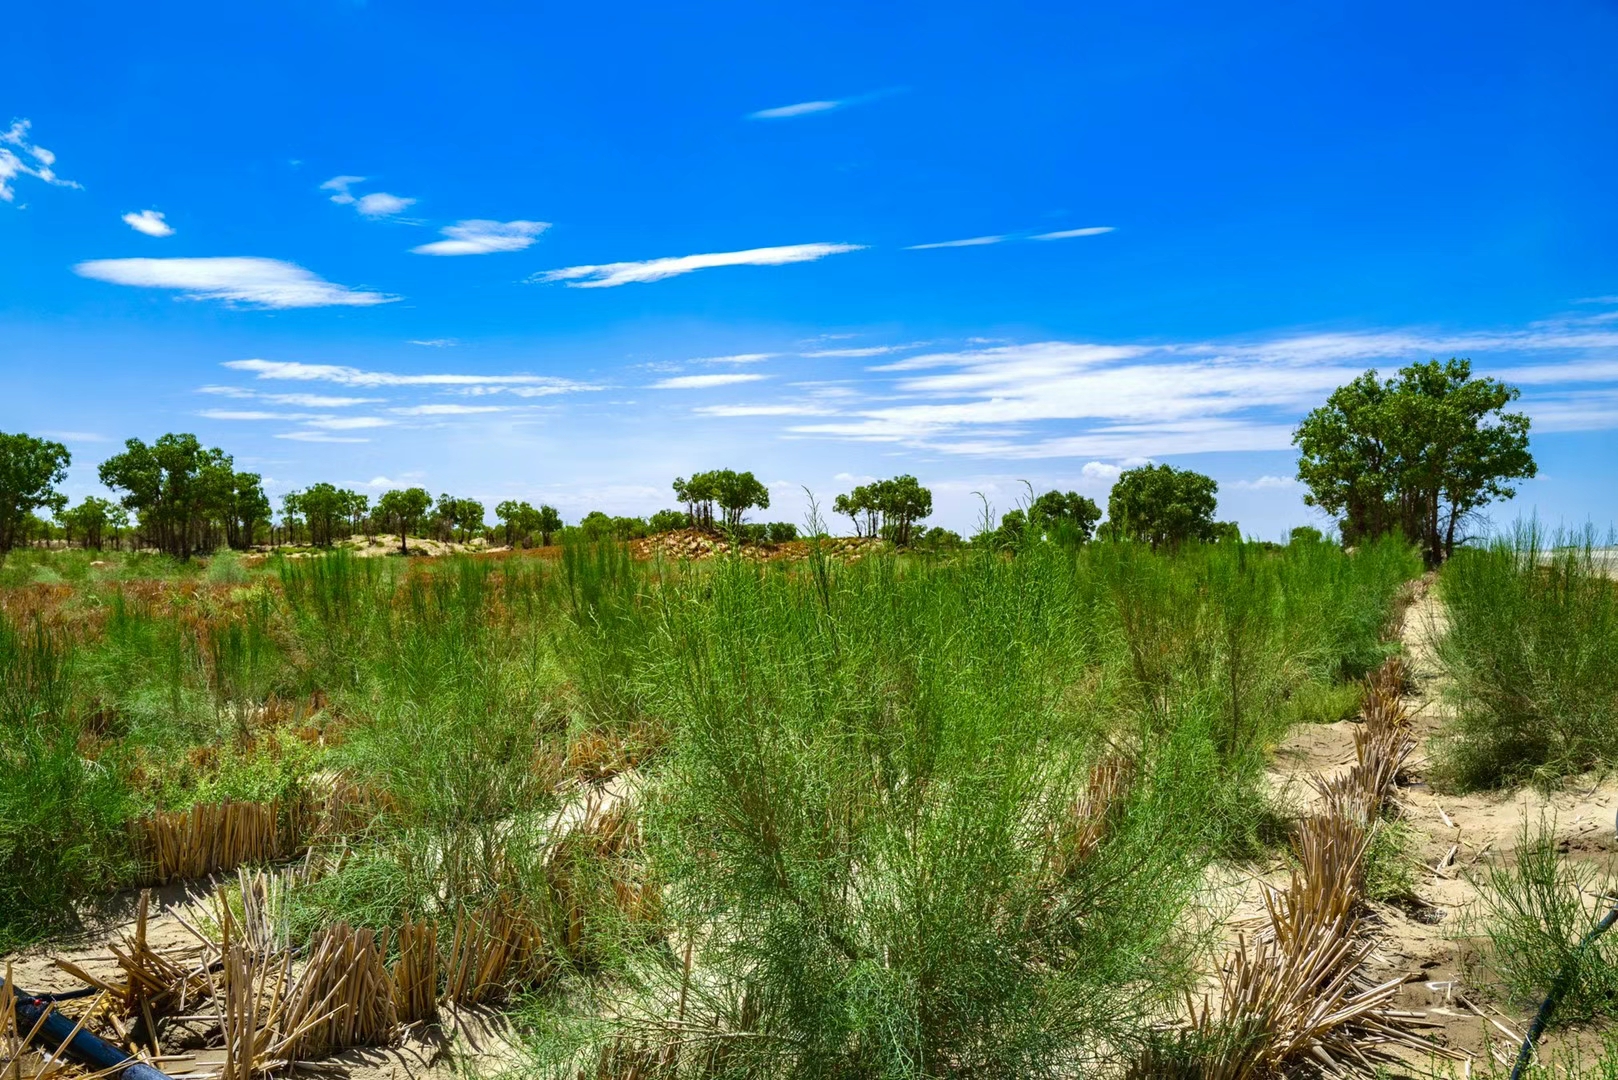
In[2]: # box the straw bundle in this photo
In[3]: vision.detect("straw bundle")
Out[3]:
[1129,656,1454,1078]
[133,799,284,884]
[1051,756,1135,877]
[443,902,540,1005]
[279,924,397,1058]
[99,890,215,1021]
[388,918,438,1025]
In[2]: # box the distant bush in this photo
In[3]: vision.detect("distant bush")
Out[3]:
[1434,527,1618,790]
[766,521,798,543]
[648,509,689,534]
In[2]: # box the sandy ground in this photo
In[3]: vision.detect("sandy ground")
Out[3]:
[1261,578,1618,1073]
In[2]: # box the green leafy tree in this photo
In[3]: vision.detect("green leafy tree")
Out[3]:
[495,499,535,547]
[375,487,432,555]
[833,476,934,546]
[97,433,234,558]
[833,486,880,537]
[672,474,717,531]
[876,474,932,547]
[1294,358,1535,566]
[712,470,770,531]
[225,472,271,549]
[1028,490,1102,543]
[284,482,366,547]
[535,504,562,546]
[1106,464,1220,550]
[0,431,71,555]
[59,496,118,550]
[648,508,689,534]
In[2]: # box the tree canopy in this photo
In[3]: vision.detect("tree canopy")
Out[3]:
[284,483,367,547]
[1293,357,1534,565]
[97,433,264,558]
[833,475,934,546]
[0,431,71,554]
[1106,464,1221,550]
[675,470,769,532]
[375,487,432,555]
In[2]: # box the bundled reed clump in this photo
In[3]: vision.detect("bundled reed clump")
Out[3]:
[279,924,396,1058]
[443,900,544,1005]
[545,799,660,965]
[1132,656,1451,1078]
[389,918,438,1025]
[133,799,285,884]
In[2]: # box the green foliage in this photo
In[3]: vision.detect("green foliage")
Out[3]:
[1433,527,1618,790]
[833,474,934,545]
[375,486,432,554]
[58,496,127,551]
[283,482,368,546]
[1467,816,1618,1025]
[766,521,798,543]
[1362,818,1419,902]
[1105,464,1220,550]
[432,493,486,542]
[97,432,246,558]
[674,469,769,532]
[0,429,71,554]
[499,500,567,546]
[1294,357,1535,566]
[647,508,689,534]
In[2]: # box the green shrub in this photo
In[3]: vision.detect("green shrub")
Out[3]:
[1467,816,1618,1025]
[1434,526,1618,790]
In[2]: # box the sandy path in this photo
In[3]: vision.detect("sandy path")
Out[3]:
[1262,577,1618,1072]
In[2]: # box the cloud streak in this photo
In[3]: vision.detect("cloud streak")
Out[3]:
[222,358,602,395]
[0,119,80,203]
[412,219,550,256]
[74,257,397,308]
[906,235,1006,250]
[534,242,864,288]
[653,373,767,390]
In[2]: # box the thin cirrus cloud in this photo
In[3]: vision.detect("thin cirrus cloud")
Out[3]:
[906,235,1006,250]
[221,358,602,397]
[197,386,382,407]
[122,210,175,237]
[74,257,396,308]
[320,175,417,218]
[907,226,1113,250]
[653,373,768,390]
[411,220,550,256]
[534,242,865,288]
[0,119,80,203]
[801,343,925,358]
[771,322,1618,459]
[746,88,905,120]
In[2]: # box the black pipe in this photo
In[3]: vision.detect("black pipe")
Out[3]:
[9,984,173,1080]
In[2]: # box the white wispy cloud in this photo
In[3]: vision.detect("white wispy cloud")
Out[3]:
[1032,226,1115,240]
[0,119,80,203]
[1232,475,1302,490]
[906,235,1006,250]
[196,386,379,407]
[746,88,903,120]
[223,358,597,393]
[74,257,397,308]
[784,323,1618,458]
[356,192,416,217]
[389,404,510,415]
[801,344,924,358]
[275,431,370,443]
[320,176,366,204]
[122,209,175,237]
[653,373,768,390]
[305,416,394,430]
[409,339,460,347]
[693,403,837,417]
[412,220,549,256]
[39,430,109,443]
[534,242,864,288]
[748,100,842,119]
[695,353,777,365]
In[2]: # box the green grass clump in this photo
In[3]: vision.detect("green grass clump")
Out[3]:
[1434,526,1618,790]
[1467,817,1618,1026]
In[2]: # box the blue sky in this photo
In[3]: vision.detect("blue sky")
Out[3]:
[4,0,1617,537]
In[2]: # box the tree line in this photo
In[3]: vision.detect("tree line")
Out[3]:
[0,357,1535,561]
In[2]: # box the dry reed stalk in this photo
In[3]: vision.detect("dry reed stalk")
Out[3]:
[93,890,216,1023]
[546,799,661,962]
[1133,656,1455,1078]
[388,919,438,1026]
[278,924,397,1058]
[133,799,284,884]
[442,902,542,1005]
[1051,756,1135,876]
